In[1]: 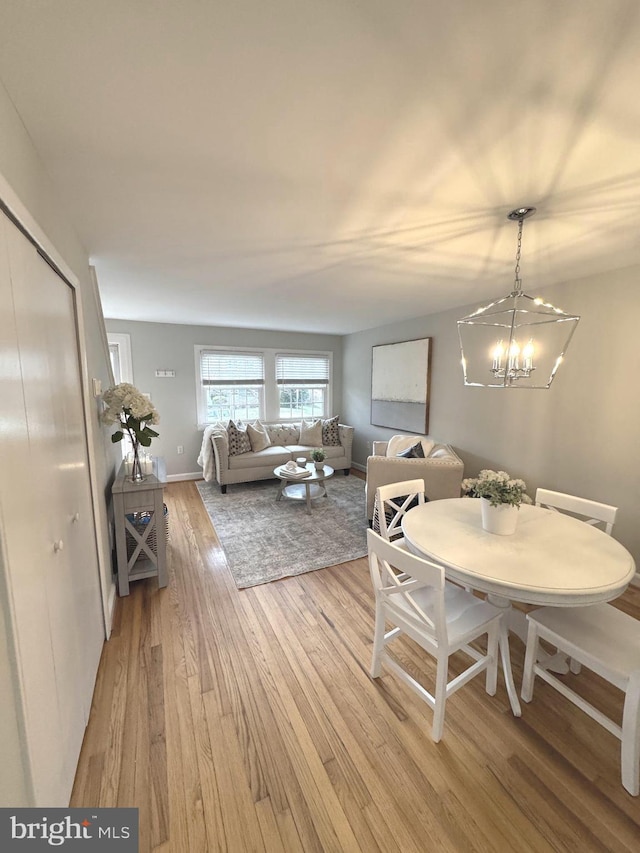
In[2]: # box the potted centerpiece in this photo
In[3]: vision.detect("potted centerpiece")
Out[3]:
[462,469,531,535]
[310,447,327,470]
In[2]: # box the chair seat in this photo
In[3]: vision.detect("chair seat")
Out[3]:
[389,583,500,647]
[528,603,640,688]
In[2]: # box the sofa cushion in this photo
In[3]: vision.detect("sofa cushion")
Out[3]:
[266,423,300,445]
[229,445,293,470]
[429,447,455,460]
[286,443,344,461]
[228,420,252,455]
[299,418,322,446]
[247,420,271,452]
[322,415,341,446]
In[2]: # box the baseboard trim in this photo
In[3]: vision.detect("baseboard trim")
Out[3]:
[166,472,203,483]
[352,462,366,473]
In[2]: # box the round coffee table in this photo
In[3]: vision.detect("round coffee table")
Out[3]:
[274,463,334,513]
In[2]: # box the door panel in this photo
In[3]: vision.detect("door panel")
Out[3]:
[1,211,104,805]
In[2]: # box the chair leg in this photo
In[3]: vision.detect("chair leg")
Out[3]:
[521,620,539,703]
[485,621,499,696]
[432,654,449,743]
[621,671,640,796]
[370,603,385,678]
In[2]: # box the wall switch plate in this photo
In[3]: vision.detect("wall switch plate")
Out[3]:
[92,378,102,397]
[177,446,184,455]
[155,369,176,378]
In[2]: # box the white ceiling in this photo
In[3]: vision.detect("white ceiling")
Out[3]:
[1,1,639,334]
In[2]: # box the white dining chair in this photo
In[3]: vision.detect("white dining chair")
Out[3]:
[534,488,618,674]
[367,528,504,742]
[535,488,617,535]
[522,603,640,796]
[374,479,427,544]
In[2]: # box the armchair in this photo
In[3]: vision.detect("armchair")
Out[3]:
[365,438,464,522]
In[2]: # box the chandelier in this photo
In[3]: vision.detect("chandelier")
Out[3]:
[457,207,580,388]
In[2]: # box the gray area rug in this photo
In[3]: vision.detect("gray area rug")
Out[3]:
[196,475,368,588]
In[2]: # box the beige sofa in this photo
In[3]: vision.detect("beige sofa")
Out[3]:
[198,420,354,492]
[365,438,464,521]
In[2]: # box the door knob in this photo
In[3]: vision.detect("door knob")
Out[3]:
[53,540,64,553]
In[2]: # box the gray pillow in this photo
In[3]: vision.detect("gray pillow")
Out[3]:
[397,442,425,458]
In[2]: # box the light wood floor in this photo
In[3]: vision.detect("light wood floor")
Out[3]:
[71,478,640,852]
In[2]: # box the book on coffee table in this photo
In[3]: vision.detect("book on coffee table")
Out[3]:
[282,465,311,479]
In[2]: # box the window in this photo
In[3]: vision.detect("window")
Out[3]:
[107,333,133,385]
[198,350,265,424]
[195,346,332,426]
[276,353,330,420]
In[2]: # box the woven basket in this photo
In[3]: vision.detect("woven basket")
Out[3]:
[126,504,168,560]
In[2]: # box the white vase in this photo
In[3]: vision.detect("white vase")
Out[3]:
[480,497,518,535]
[314,461,324,470]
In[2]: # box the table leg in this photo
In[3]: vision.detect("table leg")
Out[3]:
[487,594,522,717]
[304,483,312,513]
[276,480,286,501]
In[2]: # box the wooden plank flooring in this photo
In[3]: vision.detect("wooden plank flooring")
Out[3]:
[71,479,640,852]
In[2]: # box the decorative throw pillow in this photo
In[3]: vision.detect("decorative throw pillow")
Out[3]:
[373,493,429,538]
[397,442,425,458]
[227,420,251,455]
[429,447,453,459]
[299,418,323,446]
[246,421,271,452]
[386,434,435,458]
[321,415,341,446]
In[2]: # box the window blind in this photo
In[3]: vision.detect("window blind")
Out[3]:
[275,354,330,385]
[200,351,265,386]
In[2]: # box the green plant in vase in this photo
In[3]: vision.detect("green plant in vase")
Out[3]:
[101,383,160,481]
[310,447,326,468]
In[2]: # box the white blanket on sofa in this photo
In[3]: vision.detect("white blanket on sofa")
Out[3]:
[197,425,220,482]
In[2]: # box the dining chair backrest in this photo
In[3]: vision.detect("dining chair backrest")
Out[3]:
[366,527,506,742]
[367,528,446,639]
[374,479,426,542]
[535,488,617,535]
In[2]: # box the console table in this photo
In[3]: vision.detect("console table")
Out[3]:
[112,456,168,596]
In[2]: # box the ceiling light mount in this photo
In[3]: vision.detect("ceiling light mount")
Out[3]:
[507,206,536,222]
[457,206,580,389]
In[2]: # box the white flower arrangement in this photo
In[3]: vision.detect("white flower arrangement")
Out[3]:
[101,382,160,448]
[462,469,532,508]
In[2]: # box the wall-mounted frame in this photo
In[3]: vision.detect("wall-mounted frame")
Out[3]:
[371,337,432,433]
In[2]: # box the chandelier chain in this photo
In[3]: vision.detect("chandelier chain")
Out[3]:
[514,217,524,293]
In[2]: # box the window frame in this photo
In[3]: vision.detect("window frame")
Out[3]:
[195,345,333,428]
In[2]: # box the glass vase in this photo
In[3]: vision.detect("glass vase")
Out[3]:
[129,441,146,484]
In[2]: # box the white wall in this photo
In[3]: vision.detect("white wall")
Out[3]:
[343,264,640,570]
[104,319,344,477]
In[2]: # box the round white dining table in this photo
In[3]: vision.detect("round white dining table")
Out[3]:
[402,498,636,715]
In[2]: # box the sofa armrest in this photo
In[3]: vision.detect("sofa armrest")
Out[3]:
[365,451,464,519]
[338,424,354,462]
[211,431,230,485]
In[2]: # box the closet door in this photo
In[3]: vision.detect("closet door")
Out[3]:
[0,210,104,805]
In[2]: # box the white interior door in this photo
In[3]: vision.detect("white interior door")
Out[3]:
[0,210,104,805]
